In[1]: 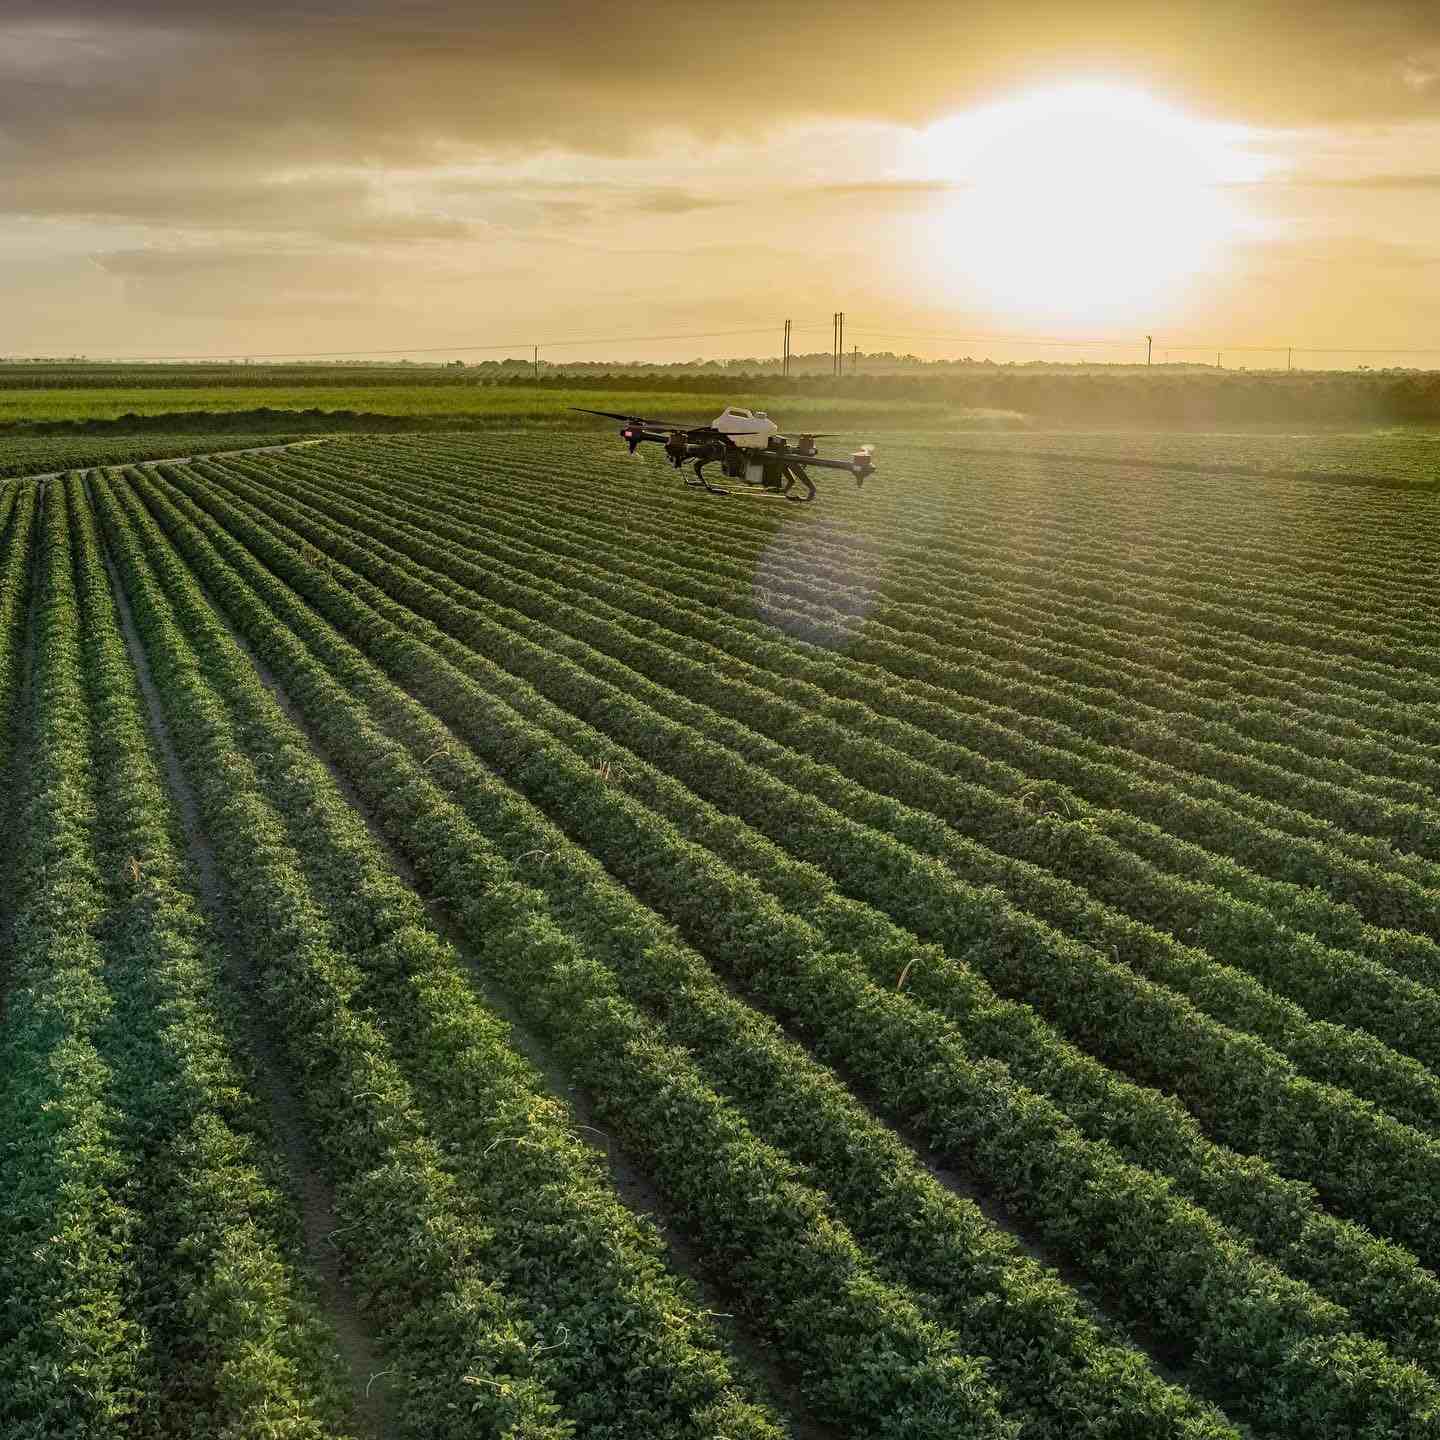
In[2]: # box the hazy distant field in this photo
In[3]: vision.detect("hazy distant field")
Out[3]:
[0,382,957,428]
[943,427,1440,487]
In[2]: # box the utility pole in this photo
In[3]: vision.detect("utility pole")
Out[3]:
[533,345,539,382]
[852,344,858,373]
[831,313,838,375]
[1216,351,1222,369]
[1287,347,1293,372]
[1146,334,1152,366]
[838,312,845,375]
[783,319,791,377]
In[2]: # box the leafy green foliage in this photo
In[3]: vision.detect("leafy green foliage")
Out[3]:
[9,426,1440,1438]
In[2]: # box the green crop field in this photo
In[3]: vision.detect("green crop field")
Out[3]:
[0,432,314,479]
[3,430,1440,1439]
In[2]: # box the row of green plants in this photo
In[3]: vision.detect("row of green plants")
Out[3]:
[125,462,1275,1440]
[99,469,1019,1440]
[62,474,364,1437]
[93,473,616,1440]
[0,476,155,1436]
[397,434,1440,747]
[355,445,1440,877]
[0,435,309,480]
[0,479,35,838]
[130,463,1440,1437]
[286,444,1440,958]
[160,460,1440,1316]
[398,432,1440,711]
[230,452,1440,1064]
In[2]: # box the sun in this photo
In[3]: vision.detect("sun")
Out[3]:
[906,83,1265,326]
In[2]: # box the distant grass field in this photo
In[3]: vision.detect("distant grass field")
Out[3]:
[925,427,1440,488]
[0,383,962,429]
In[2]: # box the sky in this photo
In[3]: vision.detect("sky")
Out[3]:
[5,1,1440,367]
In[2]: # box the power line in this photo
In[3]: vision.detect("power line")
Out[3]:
[12,316,1440,365]
[28,324,829,364]
[844,323,1440,357]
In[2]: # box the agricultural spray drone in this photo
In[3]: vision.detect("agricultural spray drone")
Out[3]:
[574,406,875,502]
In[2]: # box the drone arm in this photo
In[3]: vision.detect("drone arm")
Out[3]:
[784,453,875,481]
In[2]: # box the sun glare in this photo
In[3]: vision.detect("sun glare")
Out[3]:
[908,83,1266,325]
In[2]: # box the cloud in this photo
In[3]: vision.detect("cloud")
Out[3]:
[1258,171,1440,189]
[3,2,1439,246]
[4,2,1440,171]
[6,1,1440,356]
[626,190,727,215]
[818,180,963,196]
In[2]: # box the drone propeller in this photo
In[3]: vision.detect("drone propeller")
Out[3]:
[571,407,705,431]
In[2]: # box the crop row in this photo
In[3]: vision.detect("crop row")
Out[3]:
[97,469,1026,1440]
[126,461,1440,1437]
[320,444,1440,869]
[0,480,36,846]
[410,435,1440,744]
[269,445,1440,958]
[63,473,359,1436]
[216,452,1440,1053]
[390,437,1440,769]
[399,433,1440,707]
[154,459,1440,1316]
[117,466,1258,1439]
[0,435,315,481]
[0,477,154,1435]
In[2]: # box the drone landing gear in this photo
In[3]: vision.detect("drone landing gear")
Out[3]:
[688,460,732,495]
[781,464,816,503]
[686,453,816,501]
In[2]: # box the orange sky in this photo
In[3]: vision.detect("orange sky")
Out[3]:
[5,2,1440,367]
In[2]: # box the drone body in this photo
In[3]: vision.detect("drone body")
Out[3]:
[574,405,875,502]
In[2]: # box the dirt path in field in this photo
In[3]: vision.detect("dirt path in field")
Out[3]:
[13,438,328,486]
[96,524,394,1440]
